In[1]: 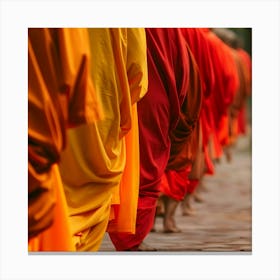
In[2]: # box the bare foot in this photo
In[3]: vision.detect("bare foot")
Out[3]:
[193,193,204,203]
[138,242,157,251]
[225,151,232,162]
[199,183,208,193]
[163,216,181,233]
[181,193,195,215]
[155,197,165,217]
[163,227,181,233]
[150,227,156,232]
[182,207,196,216]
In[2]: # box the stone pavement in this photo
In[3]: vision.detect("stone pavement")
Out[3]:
[99,131,252,253]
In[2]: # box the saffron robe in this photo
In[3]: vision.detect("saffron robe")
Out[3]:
[58,28,148,251]
[109,28,190,250]
[28,28,102,251]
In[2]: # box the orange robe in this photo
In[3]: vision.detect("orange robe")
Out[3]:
[28,165,74,251]
[28,28,102,251]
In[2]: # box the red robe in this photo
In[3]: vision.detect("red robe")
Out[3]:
[236,49,252,135]
[109,28,190,250]
[203,30,239,157]
[160,34,203,201]
[227,49,249,145]
[181,28,216,176]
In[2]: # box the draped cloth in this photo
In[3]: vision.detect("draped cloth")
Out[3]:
[166,43,202,171]
[202,30,239,157]
[109,28,190,251]
[180,28,215,176]
[58,28,148,251]
[159,34,203,203]
[28,28,102,251]
[28,165,74,251]
[160,165,192,201]
[236,49,252,135]
[228,49,249,145]
[106,103,140,234]
[210,29,248,149]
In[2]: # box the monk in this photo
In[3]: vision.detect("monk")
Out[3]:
[236,45,252,135]
[28,28,102,251]
[178,28,216,216]
[108,28,191,250]
[186,29,250,212]
[159,36,203,232]
[212,28,248,160]
[58,28,148,251]
[201,29,239,163]
[234,40,251,139]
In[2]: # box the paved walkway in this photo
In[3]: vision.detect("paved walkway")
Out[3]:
[99,131,252,253]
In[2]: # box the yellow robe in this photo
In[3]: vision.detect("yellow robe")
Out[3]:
[28,28,102,251]
[58,28,148,251]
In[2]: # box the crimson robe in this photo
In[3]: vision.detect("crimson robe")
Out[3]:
[109,28,190,250]
[160,32,203,201]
